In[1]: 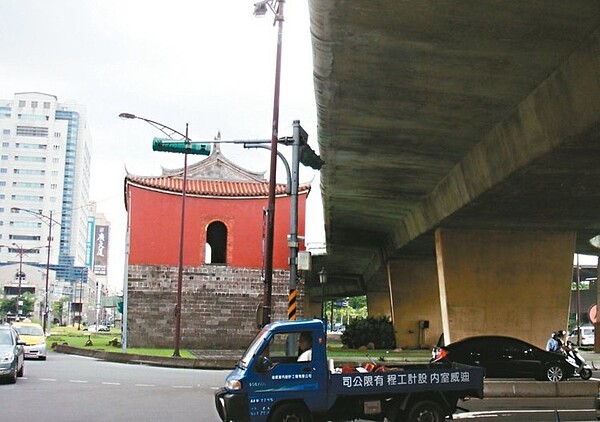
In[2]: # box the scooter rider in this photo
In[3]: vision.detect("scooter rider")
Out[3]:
[546,330,566,353]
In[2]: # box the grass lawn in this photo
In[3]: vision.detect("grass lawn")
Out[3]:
[47,326,431,362]
[47,325,195,359]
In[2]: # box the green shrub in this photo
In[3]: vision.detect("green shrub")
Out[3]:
[340,316,396,349]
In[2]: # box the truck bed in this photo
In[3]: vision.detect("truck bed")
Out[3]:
[329,362,484,398]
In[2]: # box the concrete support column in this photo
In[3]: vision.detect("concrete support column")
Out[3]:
[366,290,392,319]
[435,229,575,349]
[303,293,323,320]
[388,258,441,349]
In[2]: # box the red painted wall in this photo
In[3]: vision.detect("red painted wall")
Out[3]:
[127,185,308,269]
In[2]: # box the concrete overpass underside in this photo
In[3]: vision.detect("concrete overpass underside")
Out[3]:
[306,0,600,348]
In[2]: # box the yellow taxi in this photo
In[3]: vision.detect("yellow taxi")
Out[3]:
[12,321,47,360]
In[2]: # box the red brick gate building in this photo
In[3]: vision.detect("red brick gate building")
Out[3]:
[124,145,311,348]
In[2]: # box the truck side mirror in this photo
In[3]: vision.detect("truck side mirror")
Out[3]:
[256,356,273,372]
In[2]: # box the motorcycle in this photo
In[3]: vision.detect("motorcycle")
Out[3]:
[564,341,593,380]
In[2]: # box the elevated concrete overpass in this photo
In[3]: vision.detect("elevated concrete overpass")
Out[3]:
[304,1,600,349]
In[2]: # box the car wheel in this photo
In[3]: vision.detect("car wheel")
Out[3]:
[545,363,564,382]
[17,363,24,377]
[9,369,17,384]
[406,400,444,422]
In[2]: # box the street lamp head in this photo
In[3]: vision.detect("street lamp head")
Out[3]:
[253,0,270,16]
[119,112,137,120]
[319,267,327,285]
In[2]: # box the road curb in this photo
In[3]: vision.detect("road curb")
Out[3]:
[53,345,237,370]
[484,379,599,397]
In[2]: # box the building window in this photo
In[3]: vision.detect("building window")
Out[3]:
[16,126,48,137]
[205,221,227,264]
[18,100,25,107]
[11,195,43,202]
[2,142,8,147]
[54,132,61,138]
[31,101,38,108]
[2,129,9,135]
[1,155,7,160]
[43,102,51,109]
[16,142,47,149]
[13,181,44,189]
[14,169,45,175]
[9,234,41,241]
[15,156,46,163]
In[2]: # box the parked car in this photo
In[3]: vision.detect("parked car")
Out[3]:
[84,324,110,332]
[431,335,574,382]
[568,325,595,347]
[12,321,47,360]
[0,324,25,383]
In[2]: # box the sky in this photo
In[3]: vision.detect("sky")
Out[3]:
[1,0,324,291]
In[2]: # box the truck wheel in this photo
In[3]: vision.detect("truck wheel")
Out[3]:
[269,403,311,422]
[545,364,564,382]
[406,400,444,422]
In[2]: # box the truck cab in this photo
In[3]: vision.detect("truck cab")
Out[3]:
[216,319,327,422]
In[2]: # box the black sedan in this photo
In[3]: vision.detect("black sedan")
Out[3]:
[431,335,573,381]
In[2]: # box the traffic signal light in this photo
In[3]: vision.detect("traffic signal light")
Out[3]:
[152,138,211,156]
[300,144,324,170]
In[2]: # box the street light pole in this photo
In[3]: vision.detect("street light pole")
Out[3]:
[11,207,60,333]
[319,268,327,320]
[254,0,286,327]
[172,123,189,357]
[44,211,53,333]
[119,113,196,357]
[14,244,24,321]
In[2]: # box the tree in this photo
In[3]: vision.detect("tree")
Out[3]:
[52,297,69,325]
[1,292,35,318]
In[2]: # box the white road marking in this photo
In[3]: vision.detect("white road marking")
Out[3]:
[40,378,56,381]
[101,381,121,385]
[453,409,595,419]
[69,379,88,383]
[135,383,155,387]
[172,385,193,389]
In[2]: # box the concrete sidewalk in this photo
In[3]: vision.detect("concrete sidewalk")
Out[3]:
[53,345,600,398]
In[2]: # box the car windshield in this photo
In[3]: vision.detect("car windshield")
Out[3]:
[15,325,43,336]
[238,328,269,369]
[0,330,13,345]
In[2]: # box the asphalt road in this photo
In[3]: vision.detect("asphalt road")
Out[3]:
[454,397,597,421]
[3,351,598,421]
[1,351,230,422]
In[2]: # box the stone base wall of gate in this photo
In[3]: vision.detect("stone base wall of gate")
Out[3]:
[126,264,303,349]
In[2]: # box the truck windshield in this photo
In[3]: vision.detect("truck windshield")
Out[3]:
[239,328,269,369]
